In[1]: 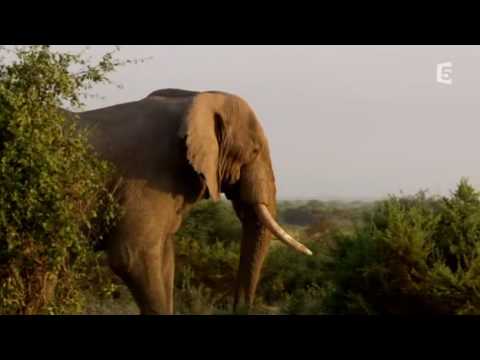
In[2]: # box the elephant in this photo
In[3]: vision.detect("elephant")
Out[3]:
[65,88,312,315]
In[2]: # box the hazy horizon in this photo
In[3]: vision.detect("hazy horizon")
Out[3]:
[46,46,480,200]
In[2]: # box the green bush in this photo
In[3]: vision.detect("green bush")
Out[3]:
[258,237,326,305]
[172,183,480,315]
[278,199,372,233]
[321,179,480,315]
[281,283,332,315]
[173,200,333,314]
[176,199,242,246]
[0,46,123,314]
[173,200,352,314]
[174,200,242,313]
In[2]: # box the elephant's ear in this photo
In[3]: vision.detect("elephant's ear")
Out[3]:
[178,94,222,202]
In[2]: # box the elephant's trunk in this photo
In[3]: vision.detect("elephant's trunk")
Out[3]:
[232,201,312,312]
[233,203,273,312]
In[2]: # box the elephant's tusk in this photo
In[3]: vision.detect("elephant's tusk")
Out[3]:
[255,204,313,256]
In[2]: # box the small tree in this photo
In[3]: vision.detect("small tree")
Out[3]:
[0,45,124,314]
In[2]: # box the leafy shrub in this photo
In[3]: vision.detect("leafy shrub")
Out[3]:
[321,179,480,315]
[174,200,242,312]
[174,264,228,314]
[174,200,334,313]
[258,232,326,306]
[281,283,332,315]
[176,199,242,246]
[279,199,372,234]
[0,46,123,314]
[174,200,347,314]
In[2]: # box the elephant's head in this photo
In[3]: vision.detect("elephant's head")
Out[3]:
[175,90,312,310]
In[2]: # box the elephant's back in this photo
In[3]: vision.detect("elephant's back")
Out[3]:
[76,98,192,181]
[147,88,199,98]
[77,96,193,131]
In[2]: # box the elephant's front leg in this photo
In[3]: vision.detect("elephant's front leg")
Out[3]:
[162,235,176,314]
[107,205,178,315]
[110,238,173,315]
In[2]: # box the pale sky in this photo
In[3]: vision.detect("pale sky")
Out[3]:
[50,45,480,200]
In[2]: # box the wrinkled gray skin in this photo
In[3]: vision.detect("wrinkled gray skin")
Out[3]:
[67,89,280,314]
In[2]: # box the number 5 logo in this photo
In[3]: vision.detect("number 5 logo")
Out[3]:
[437,62,453,85]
